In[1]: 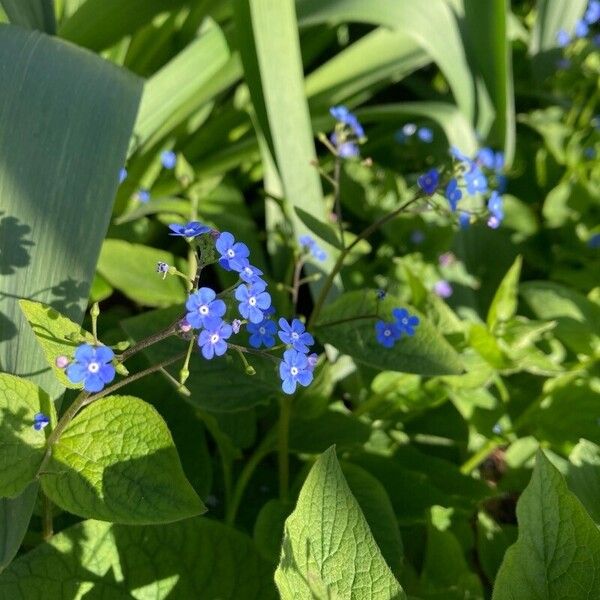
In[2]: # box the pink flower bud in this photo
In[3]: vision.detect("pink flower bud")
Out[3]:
[55,355,69,369]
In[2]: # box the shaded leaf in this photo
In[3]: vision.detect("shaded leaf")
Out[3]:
[41,395,205,524]
[0,0,55,33]
[487,256,522,331]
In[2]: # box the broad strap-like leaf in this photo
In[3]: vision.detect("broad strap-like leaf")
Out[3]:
[0,374,55,497]
[315,291,463,376]
[41,395,206,524]
[0,518,277,598]
[493,450,600,599]
[275,446,405,599]
[0,0,55,33]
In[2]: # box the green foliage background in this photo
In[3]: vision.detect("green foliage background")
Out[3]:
[0,0,599,598]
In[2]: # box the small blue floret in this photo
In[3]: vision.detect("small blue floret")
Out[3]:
[66,344,115,393]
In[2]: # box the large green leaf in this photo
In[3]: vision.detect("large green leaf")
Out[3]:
[529,0,588,54]
[0,374,55,497]
[0,25,141,569]
[463,0,515,164]
[41,395,205,524]
[315,291,463,376]
[296,0,476,123]
[567,439,600,525]
[133,22,232,150]
[233,0,340,299]
[0,0,55,33]
[0,518,277,598]
[58,0,188,51]
[275,446,405,599]
[493,450,600,599]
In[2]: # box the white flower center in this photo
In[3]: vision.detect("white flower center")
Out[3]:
[184,228,194,235]
[290,366,299,376]
[402,318,408,325]
[249,297,256,306]
[199,305,209,315]
[259,327,266,335]
[384,329,391,337]
[87,361,100,374]
[211,334,220,344]
[227,249,235,258]
[291,332,299,340]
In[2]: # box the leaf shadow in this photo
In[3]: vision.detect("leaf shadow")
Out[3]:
[0,213,34,276]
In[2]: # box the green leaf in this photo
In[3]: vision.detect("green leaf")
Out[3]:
[121,306,281,412]
[341,462,404,577]
[289,411,370,454]
[530,0,587,54]
[134,22,231,149]
[0,374,56,497]
[463,0,515,164]
[476,512,518,583]
[315,291,463,376]
[492,450,600,599]
[520,281,600,355]
[233,0,340,299]
[275,447,405,599]
[0,0,55,33]
[0,23,140,570]
[254,499,292,563]
[18,299,95,389]
[97,240,188,307]
[297,0,476,123]
[41,395,205,524]
[487,255,522,331]
[58,0,188,51]
[0,518,277,598]
[567,439,600,525]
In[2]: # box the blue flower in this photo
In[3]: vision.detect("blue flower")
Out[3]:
[33,412,50,431]
[118,167,127,183]
[330,132,360,158]
[299,235,327,262]
[464,167,488,195]
[247,318,277,348]
[434,280,453,299]
[216,232,250,272]
[487,192,504,229]
[238,260,264,284]
[403,123,417,136]
[232,319,242,334]
[376,289,387,300]
[235,280,271,323]
[161,150,177,169]
[392,308,420,336]
[307,353,318,370]
[66,344,115,393]
[329,105,364,138]
[186,287,226,329]
[450,146,473,165]
[168,221,211,238]
[477,147,495,170]
[137,189,150,203]
[417,127,433,143]
[556,29,570,47]
[586,0,600,24]
[575,19,589,38]
[459,212,471,229]
[279,349,313,394]
[278,318,314,353]
[417,169,439,195]
[375,321,400,348]
[445,179,462,212]
[197,317,232,359]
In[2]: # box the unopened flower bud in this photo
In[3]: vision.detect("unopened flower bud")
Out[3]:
[55,355,69,369]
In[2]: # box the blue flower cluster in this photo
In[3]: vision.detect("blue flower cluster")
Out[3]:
[395,123,434,144]
[329,105,365,158]
[64,344,116,392]
[375,308,420,348]
[556,1,599,46]
[416,145,506,229]
[278,318,316,394]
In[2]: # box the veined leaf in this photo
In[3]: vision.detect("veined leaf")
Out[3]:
[0,374,56,497]
[493,450,600,599]
[0,0,55,33]
[19,299,95,390]
[567,439,600,525]
[0,518,277,598]
[487,255,522,331]
[275,446,405,599]
[41,395,205,524]
[315,291,463,376]
[0,25,141,569]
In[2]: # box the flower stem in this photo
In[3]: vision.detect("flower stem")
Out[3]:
[41,492,53,541]
[278,395,293,503]
[118,321,180,362]
[307,192,424,330]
